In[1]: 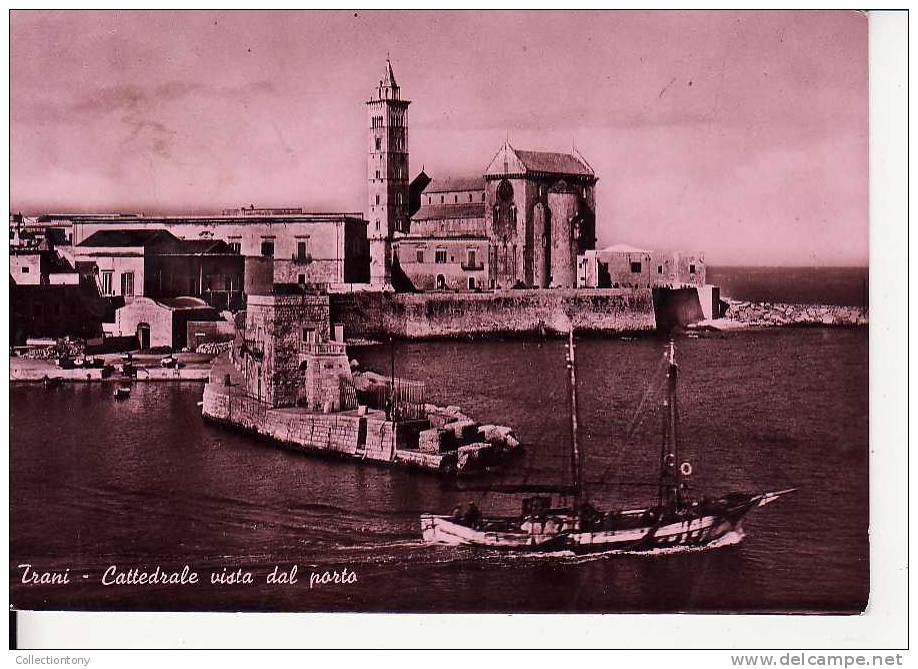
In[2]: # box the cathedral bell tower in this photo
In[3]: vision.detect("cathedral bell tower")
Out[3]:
[366,58,410,287]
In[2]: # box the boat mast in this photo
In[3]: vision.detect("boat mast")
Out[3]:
[567,328,584,505]
[659,339,681,507]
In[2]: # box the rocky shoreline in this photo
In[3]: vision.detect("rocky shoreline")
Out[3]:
[722,298,868,328]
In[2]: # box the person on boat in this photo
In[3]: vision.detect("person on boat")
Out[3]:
[577,501,601,530]
[464,502,482,528]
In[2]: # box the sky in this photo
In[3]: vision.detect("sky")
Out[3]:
[10,10,867,266]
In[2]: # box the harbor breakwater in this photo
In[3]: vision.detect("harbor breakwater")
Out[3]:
[201,355,522,474]
[723,299,868,327]
[330,288,657,339]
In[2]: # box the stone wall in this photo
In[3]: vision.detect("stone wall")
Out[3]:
[302,350,353,412]
[202,382,401,466]
[724,299,868,327]
[330,288,656,339]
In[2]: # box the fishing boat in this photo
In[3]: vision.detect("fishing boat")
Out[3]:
[420,332,794,553]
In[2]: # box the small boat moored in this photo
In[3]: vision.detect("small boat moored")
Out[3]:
[113,385,132,400]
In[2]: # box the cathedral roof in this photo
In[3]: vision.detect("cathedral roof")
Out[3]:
[514,149,593,176]
[411,202,486,222]
[424,176,486,193]
[485,141,596,179]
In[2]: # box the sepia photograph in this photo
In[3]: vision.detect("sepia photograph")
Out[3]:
[9,9,871,619]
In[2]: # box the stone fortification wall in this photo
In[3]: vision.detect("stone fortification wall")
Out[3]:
[202,381,402,465]
[330,288,656,339]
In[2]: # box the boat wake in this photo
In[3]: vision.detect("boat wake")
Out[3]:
[335,538,428,552]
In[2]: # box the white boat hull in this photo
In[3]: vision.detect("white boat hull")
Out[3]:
[421,490,794,554]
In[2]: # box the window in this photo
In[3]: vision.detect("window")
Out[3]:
[375,170,380,180]
[468,277,476,290]
[261,239,275,257]
[21,266,29,274]
[375,220,380,231]
[466,249,477,267]
[302,327,316,344]
[101,270,113,296]
[435,249,447,264]
[121,271,134,297]
[630,262,642,274]
[298,274,306,285]
[468,193,473,202]
[689,264,696,274]
[296,240,308,262]
[454,195,459,203]
[228,242,241,254]
[416,248,424,263]
[375,137,382,151]
[440,195,444,204]
[436,274,446,290]
[657,265,663,274]
[375,194,380,205]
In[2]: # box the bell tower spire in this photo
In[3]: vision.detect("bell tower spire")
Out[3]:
[366,57,410,286]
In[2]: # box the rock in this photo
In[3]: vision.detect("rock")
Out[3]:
[427,412,452,429]
[444,419,478,444]
[418,427,450,454]
[478,424,513,443]
[457,442,494,470]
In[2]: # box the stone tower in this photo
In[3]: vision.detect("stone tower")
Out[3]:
[366,59,410,287]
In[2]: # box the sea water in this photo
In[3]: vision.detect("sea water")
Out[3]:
[10,325,868,613]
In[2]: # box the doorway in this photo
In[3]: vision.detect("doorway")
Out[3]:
[136,323,151,350]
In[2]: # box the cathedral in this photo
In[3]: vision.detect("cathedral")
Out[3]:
[366,60,598,291]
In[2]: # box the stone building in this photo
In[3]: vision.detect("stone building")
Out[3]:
[394,235,490,291]
[483,142,597,289]
[373,58,598,292]
[577,244,706,289]
[113,296,226,350]
[73,229,246,311]
[234,291,352,411]
[366,59,410,287]
[53,210,369,292]
[9,247,110,344]
[393,143,598,291]
[392,176,489,291]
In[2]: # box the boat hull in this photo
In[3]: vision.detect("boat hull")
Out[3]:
[421,490,792,554]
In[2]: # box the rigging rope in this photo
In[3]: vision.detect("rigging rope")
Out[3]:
[597,352,670,485]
